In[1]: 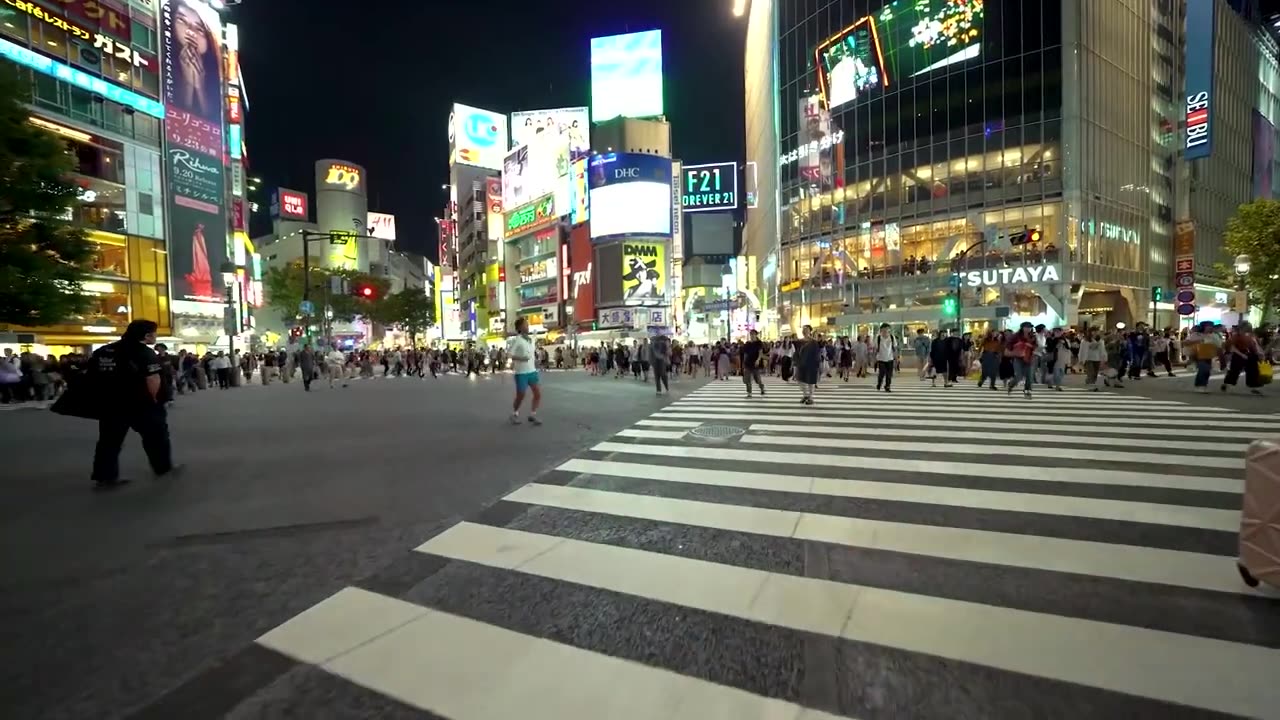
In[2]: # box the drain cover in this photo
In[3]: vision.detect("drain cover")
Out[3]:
[688,424,746,440]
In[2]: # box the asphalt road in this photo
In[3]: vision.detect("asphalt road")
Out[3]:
[0,368,699,720]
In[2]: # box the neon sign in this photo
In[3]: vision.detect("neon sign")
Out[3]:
[505,194,557,237]
[0,37,163,118]
[324,164,361,190]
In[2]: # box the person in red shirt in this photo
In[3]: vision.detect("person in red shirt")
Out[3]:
[1006,322,1037,398]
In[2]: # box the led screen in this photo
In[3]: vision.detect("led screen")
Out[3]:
[511,107,590,156]
[590,30,664,122]
[588,153,672,241]
[817,0,983,109]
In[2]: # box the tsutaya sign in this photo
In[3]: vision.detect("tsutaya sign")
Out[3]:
[1079,218,1139,244]
[956,263,1062,288]
[778,130,845,166]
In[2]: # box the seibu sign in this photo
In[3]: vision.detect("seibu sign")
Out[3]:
[955,263,1062,288]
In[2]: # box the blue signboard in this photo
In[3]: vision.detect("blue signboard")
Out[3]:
[0,38,164,119]
[1184,0,1216,160]
[588,152,673,190]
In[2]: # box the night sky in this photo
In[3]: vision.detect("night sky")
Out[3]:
[231,0,747,259]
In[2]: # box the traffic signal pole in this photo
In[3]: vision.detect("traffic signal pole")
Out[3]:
[296,229,381,345]
[952,238,987,333]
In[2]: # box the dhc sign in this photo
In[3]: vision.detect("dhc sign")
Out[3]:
[1184,0,1216,160]
[956,263,1062,288]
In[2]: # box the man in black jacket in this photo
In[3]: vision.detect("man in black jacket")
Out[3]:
[87,320,179,491]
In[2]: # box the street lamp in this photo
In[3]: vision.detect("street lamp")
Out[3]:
[1234,253,1251,318]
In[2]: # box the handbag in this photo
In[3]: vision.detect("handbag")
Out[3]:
[1260,361,1274,385]
[50,383,102,420]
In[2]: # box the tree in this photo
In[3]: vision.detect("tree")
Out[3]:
[263,262,389,324]
[373,289,435,345]
[1223,199,1280,321]
[0,65,95,326]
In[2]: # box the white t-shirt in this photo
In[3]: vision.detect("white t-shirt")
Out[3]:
[874,333,897,362]
[506,335,536,374]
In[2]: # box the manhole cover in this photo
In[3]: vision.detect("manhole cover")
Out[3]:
[688,424,746,440]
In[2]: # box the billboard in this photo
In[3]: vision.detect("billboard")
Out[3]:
[570,224,594,323]
[622,241,666,303]
[275,188,308,220]
[502,131,570,210]
[450,103,507,170]
[315,160,368,271]
[505,194,558,238]
[1184,0,1216,160]
[590,30,664,122]
[162,0,227,304]
[588,153,673,242]
[570,156,589,226]
[368,212,397,241]
[816,0,983,109]
[681,162,739,213]
[486,176,504,241]
[511,106,590,156]
[1252,110,1275,200]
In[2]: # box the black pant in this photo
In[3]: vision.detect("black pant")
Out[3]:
[1224,354,1260,388]
[876,360,894,389]
[216,368,230,388]
[743,366,764,394]
[652,361,670,392]
[302,368,313,391]
[92,406,172,482]
[1155,351,1172,374]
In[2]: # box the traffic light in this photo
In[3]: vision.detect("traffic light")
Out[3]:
[1008,227,1042,247]
[1027,228,1042,244]
[352,283,376,300]
[1152,286,1164,302]
[942,295,958,316]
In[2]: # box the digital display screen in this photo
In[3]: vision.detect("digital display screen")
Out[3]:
[681,162,739,213]
[590,29,664,122]
[817,0,983,109]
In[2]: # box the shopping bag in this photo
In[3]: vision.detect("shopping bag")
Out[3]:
[1260,361,1274,385]
[50,384,102,420]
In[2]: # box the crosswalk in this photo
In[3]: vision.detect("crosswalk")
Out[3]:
[245,377,1280,719]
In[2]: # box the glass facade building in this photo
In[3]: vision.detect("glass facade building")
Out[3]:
[0,0,171,350]
[745,0,1265,336]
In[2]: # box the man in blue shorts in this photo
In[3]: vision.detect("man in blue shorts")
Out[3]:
[506,317,542,425]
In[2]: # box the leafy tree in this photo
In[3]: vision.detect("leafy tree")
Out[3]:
[0,65,95,326]
[1223,199,1280,321]
[263,262,390,323]
[372,289,435,344]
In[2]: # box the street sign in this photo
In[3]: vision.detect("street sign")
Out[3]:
[299,300,315,315]
[222,307,238,335]
[1175,272,1194,288]
[1177,302,1196,316]
[1175,290,1195,304]
[1176,258,1194,272]
[329,230,355,245]
[949,273,961,288]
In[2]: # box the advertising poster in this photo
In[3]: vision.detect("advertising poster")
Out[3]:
[590,29,664,122]
[816,0,983,108]
[162,0,226,304]
[367,212,397,240]
[511,106,591,156]
[588,152,673,242]
[503,132,570,211]
[1251,110,1274,200]
[622,241,666,302]
[485,176,504,241]
[570,224,594,322]
[797,96,832,185]
[450,103,508,170]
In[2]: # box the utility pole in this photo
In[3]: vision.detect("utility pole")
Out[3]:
[296,229,380,345]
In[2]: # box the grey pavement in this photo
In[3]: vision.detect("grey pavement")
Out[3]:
[0,368,699,720]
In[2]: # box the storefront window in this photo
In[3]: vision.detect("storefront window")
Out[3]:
[0,5,29,43]
[89,239,128,277]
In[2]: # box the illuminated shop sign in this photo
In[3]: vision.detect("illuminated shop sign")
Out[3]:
[505,194,556,237]
[955,263,1061,288]
[278,189,307,220]
[779,130,844,165]
[324,163,361,191]
[681,162,739,213]
[0,37,163,117]
[519,257,557,284]
[41,0,135,42]
[1079,218,1139,244]
[1184,0,1215,160]
[6,0,152,68]
[816,0,983,109]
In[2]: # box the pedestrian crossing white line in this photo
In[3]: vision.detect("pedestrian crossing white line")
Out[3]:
[740,422,1250,453]
[664,404,1279,430]
[686,393,1276,417]
[258,587,845,720]
[729,433,1243,469]
[543,463,1241,563]
[590,441,1240,494]
[688,389,1208,408]
[652,410,1258,440]
[415,522,1278,719]
[616,428,692,441]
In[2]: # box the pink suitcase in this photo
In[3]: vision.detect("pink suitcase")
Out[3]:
[1239,439,1280,588]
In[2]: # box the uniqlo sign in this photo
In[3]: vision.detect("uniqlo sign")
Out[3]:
[279,189,308,220]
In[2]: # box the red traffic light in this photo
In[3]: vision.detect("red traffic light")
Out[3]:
[361,286,373,297]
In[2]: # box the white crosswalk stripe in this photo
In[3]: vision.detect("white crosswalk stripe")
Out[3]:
[248,377,1280,719]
